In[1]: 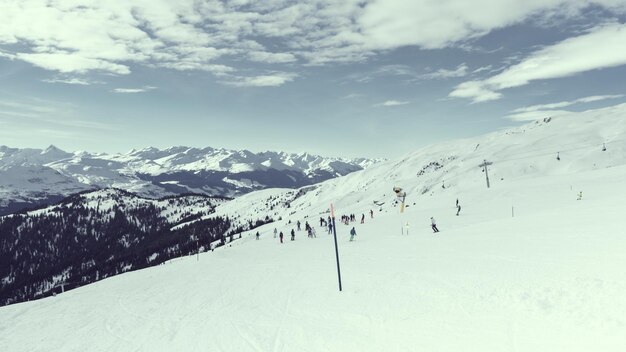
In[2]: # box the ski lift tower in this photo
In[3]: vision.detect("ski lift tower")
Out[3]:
[478,159,493,189]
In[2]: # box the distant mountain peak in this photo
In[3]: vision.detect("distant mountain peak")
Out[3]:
[41,145,71,158]
[43,144,61,152]
[0,144,379,214]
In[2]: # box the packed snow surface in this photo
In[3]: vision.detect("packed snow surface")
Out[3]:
[1,168,625,351]
[1,111,626,351]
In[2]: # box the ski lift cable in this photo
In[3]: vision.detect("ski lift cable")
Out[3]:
[411,137,624,186]
[492,138,625,164]
[501,138,619,160]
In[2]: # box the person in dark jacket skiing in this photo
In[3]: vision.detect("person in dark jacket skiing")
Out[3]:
[328,222,333,234]
[256,231,260,240]
[431,217,439,233]
[456,204,461,216]
[361,213,365,224]
[349,227,357,241]
[279,231,284,243]
[291,229,295,241]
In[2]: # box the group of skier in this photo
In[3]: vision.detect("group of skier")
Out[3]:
[258,198,464,243]
[339,213,364,225]
[266,212,368,244]
[271,219,321,243]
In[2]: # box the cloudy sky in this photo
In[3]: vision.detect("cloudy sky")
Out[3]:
[1,0,625,158]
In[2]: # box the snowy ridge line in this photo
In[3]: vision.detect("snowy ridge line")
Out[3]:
[0,145,380,215]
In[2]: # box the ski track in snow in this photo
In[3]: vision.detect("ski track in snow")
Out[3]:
[271,293,292,352]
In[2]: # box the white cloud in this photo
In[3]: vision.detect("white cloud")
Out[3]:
[111,86,157,93]
[375,100,410,107]
[1,0,625,83]
[505,101,626,121]
[0,50,15,59]
[341,93,363,99]
[511,94,625,113]
[346,64,414,83]
[450,22,626,102]
[472,65,493,74]
[248,51,297,63]
[449,81,502,102]
[42,77,103,85]
[16,52,131,75]
[157,62,236,76]
[420,64,468,80]
[355,0,625,50]
[377,65,414,76]
[349,63,469,83]
[222,73,297,87]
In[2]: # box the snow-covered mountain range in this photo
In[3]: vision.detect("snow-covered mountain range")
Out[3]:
[1,105,626,350]
[0,145,380,215]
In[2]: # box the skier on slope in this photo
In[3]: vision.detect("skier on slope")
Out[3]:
[279,231,284,243]
[456,203,461,216]
[370,209,374,218]
[297,220,301,231]
[328,222,333,234]
[349,227,357,241]
[274,228,277,238]
[291,229,295,241]
[361,213,365,224]
[256,231,260,240]
[431,217,440,233]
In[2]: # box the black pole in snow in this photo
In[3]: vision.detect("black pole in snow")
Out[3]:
[331,204,343,292]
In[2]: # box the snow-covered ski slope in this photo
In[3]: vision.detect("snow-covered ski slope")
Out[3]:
[191,103,626,232]
[1,107,626,351]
